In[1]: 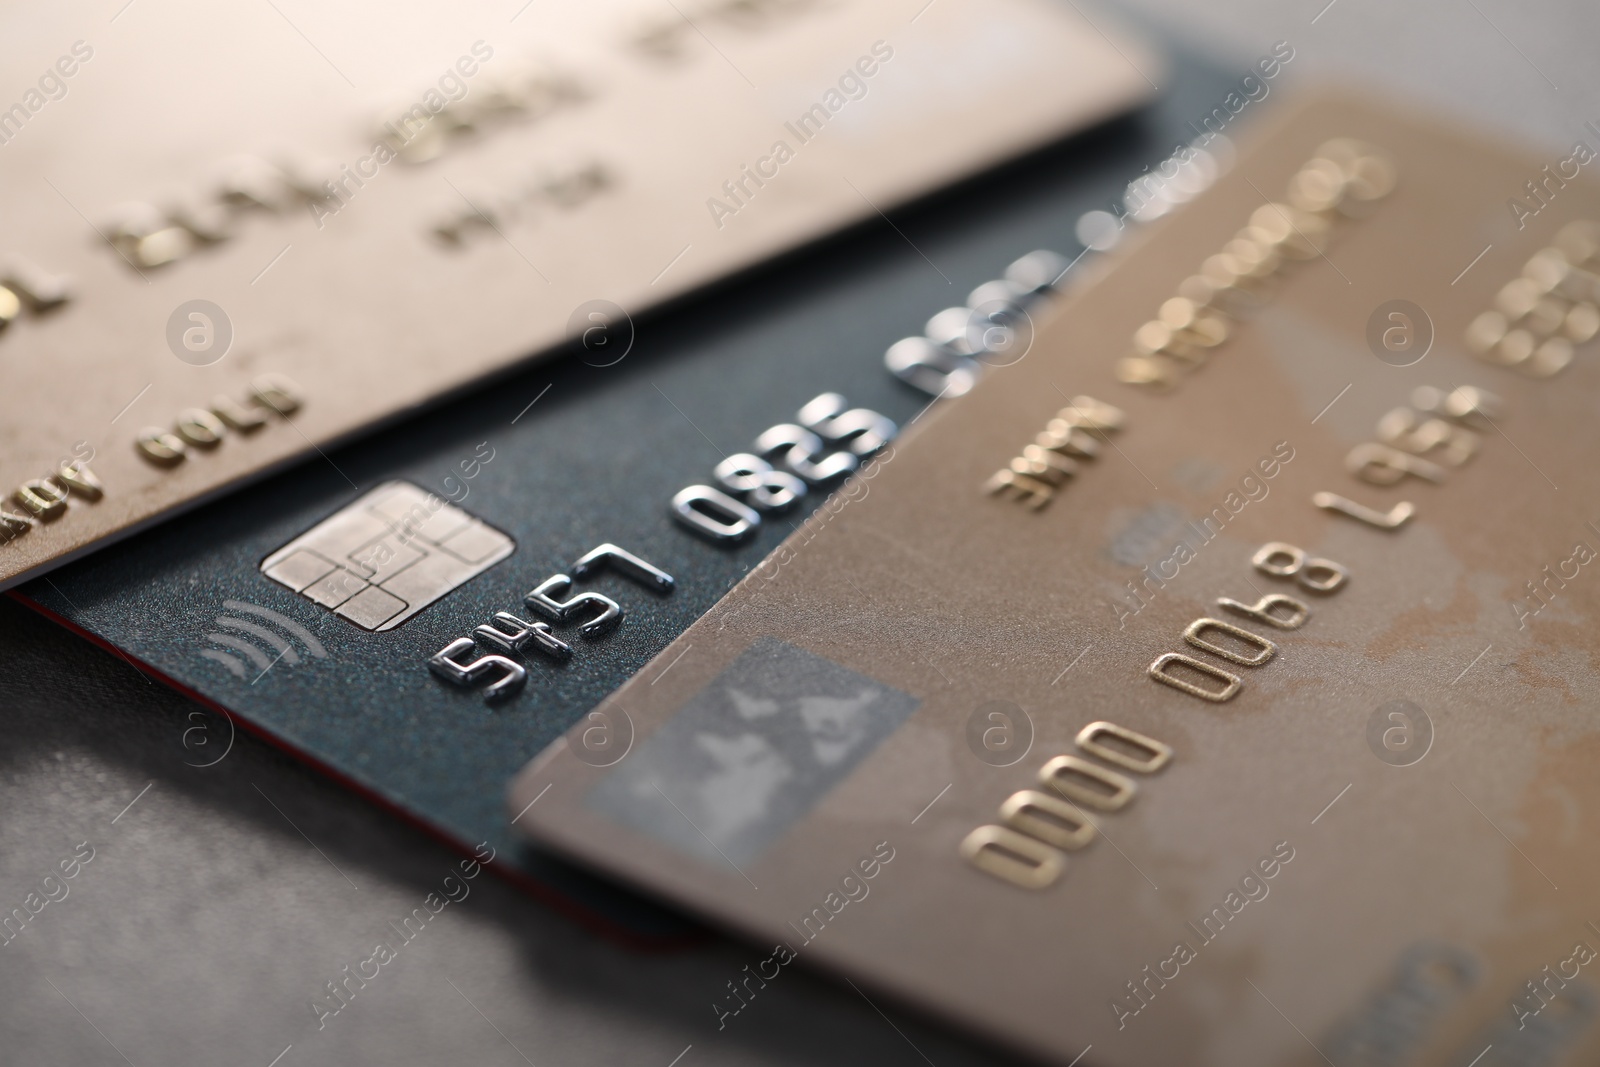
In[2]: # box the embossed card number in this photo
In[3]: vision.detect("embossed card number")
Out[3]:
[429,543,675,702]
[1147,541,1347,703]
[962,721,1173,890]
[672,393,896,543]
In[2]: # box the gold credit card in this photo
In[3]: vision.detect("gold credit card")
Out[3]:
[0,0,1155,589]
[510,91,1600,1065]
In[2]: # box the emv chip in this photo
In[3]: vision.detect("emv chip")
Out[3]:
[260,482,513,631]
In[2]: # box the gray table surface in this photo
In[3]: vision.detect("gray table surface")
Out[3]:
[2,3,1591,1064]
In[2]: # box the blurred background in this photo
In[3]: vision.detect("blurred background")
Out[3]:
[1,1,1592,1064]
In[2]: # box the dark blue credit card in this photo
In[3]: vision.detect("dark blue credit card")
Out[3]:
[20,54,1238,940]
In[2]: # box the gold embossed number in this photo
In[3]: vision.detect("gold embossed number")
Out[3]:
[1148,652,1242,702]
[1038,755,1137,811]
[1075,721,1173,773]
[999,790,1097,851]
[960,825,1065,889]
[1251,541,1349,594]
[1183,618,1277,666]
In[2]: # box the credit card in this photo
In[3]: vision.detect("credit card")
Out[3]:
[19,49,1237,941]
[0,0,1156,589]
[510,91,1600,1063]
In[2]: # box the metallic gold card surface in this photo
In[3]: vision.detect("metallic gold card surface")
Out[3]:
[0,0,1155,588]
[511,92,1600,1065]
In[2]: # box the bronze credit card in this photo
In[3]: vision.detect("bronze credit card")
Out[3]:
[511,91,1600,1065]
[0,0,1154,588]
